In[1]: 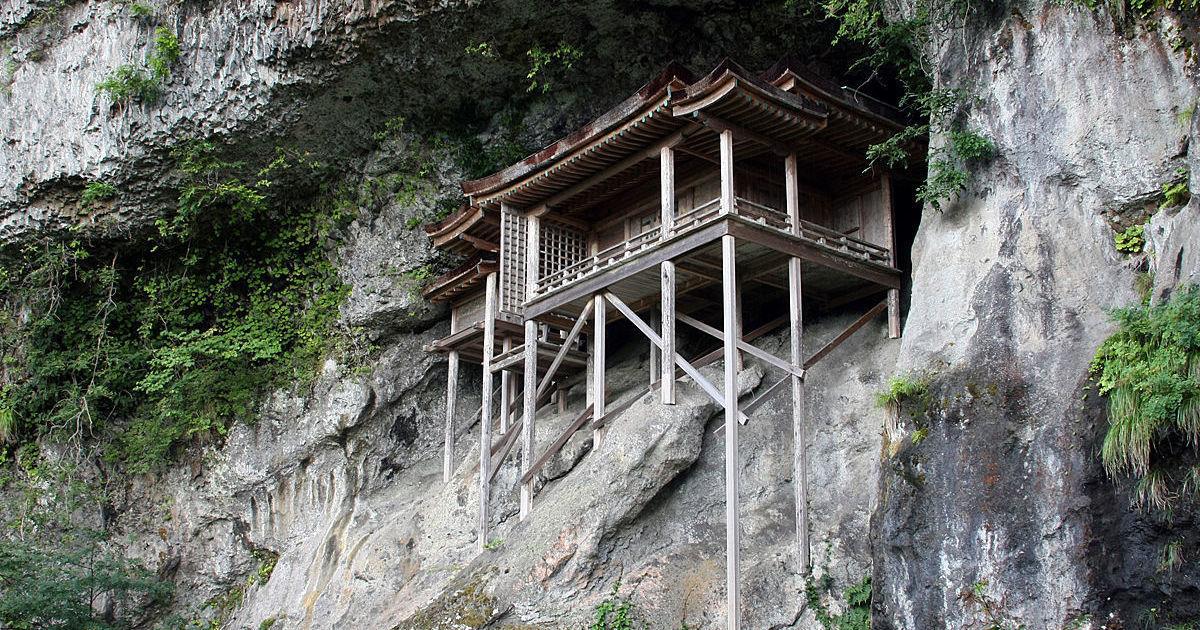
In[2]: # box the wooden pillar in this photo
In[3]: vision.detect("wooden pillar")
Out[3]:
[520,320,537,518]
[500,336,513,432]
[720,129,735,215]
[661,145,677,405]
[882,171,901,339]
[520,213,540,519]
[593,295,607,445]
[478,272,497,547]
[785,153,810,572]
[721,234,741,630]
[661,262,676,405]
[443,349,459,483]
[648,309,660,387]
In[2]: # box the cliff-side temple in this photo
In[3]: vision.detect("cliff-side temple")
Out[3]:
[423,59,911,628]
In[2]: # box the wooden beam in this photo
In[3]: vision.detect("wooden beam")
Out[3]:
[593,295,607,445]
[603,292,747,423]
[725,219,902,289]
[720,129,735,215]
[697,111,791,157]
[786,151,810,573]
[649,308,660,389]
[444,349,459,483]
[520,319,538,519]
[499,338,512,433]
[882,171,902,339]
[543,129,688,209]
[520,404,594,485]
[661,261,676,405]
[676,313,804,379]
[461,233,500,253]
[803,300,888,370]
[742,375,791,415]
[524,221,728,320]
[478,272,497,549]
[721,234,741,630]
[661,146,676,238]
[535,298,594,401]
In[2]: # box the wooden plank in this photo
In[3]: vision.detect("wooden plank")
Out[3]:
[661,261,676,405]
[803,300,887,370]
[676,313,804,379]
[742,375,791,415]
[520,319,538,519]
[520,404,594,485]
[721,234,741,630]
[720,129,735,215]
[478,272,497,549]
[444,349,459,483]
[603,292,747,423]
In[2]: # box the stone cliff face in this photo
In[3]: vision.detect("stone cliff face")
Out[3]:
[2,0,1198,628]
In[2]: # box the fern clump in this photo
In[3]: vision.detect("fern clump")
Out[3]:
[1091,285,1200,510]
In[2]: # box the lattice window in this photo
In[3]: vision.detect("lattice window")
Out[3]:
[539,220,588,281]
[500,207,526,316]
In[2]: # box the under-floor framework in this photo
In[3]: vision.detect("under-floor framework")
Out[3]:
[424,59,910,629]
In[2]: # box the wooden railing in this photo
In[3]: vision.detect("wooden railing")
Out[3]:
[530,197,891,298]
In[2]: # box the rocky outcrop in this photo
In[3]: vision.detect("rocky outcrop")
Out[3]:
[872,4,1200,628]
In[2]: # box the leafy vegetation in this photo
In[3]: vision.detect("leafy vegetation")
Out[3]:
[805,574,871,630]
[1090,285,1200,511]
[875,375,930,412]
[0,142,352,473]
[960,580,1024,630]
[1161,170,1191,210]
[824,0,997,211]
[81,181,118,208]
[0,459,171,629]
[1115,224,1147,254]
[590,580,639,630]
[526,42,583,94]
[96,27,180,104]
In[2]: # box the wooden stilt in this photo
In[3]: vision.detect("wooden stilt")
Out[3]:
[557,384,567,414]
[500,337,513,432]
[520,320,537,518]
[444,349,459,483]
[478,272,497,548]
[787,153,810,572]
[661,261,676,405]
[593,295,607,446]
[882,171,901,339]
[720,129,734,215]
[521,212,540,519]
[649,308,660,387]
[721,235,741,630]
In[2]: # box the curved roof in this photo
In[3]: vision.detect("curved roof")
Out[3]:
[456,59,911,214]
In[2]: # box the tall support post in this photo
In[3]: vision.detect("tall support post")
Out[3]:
[720,129,735,215]
[660,145,677,405]
[520,213,540,519]
[500,337,513,432]
[882,171,901,339]
[443,350,459,483]
[648,309,660,387]
[721,235,741,630]
[785,153,810,573]
[592,295,607,445]
[478,272,498,547]
[520,319,538,518]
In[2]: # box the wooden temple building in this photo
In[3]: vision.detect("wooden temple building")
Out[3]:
[423,59,908,629]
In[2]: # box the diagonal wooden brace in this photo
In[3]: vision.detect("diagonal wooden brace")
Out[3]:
[603,292,750,424]
[677,312,805,379]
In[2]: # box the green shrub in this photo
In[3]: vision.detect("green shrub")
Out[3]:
[0,142,351,472]
[875,375,929,412]
[1091,285,1200,510]
[1114,224,1146,254]
[805,574,871,630]
[81,181,118,207]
